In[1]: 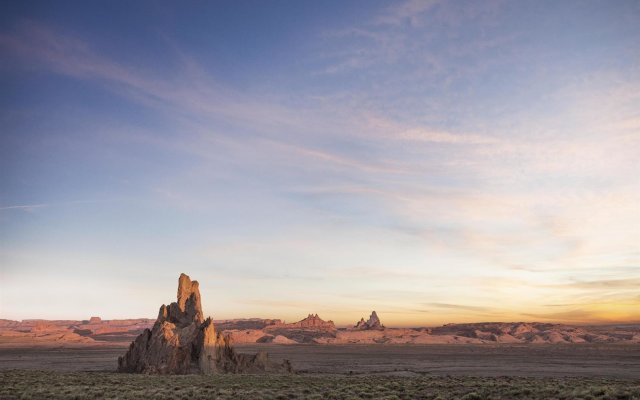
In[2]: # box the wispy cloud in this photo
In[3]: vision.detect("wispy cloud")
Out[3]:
[0,203,47,211]
[0,21,307,130]
[1,3,639,324]
[259,138,409,175]
[374,0,441,27]
[521,300,640,324]
[552,279,640,290]
[398,128,499,145]
[423,302,492,312]
[0,20,416,179]
[521,309,601,323]
[317,0,507,80]
[0,200,112,212]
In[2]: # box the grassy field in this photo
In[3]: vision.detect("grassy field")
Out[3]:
[1,370,639,400]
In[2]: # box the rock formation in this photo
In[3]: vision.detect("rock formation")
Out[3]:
[354,311,384,330]
[117,273,291,374]
[1,314,639,346]
[278,314,336,330]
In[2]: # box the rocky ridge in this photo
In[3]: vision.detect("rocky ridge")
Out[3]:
[2,315,639,347]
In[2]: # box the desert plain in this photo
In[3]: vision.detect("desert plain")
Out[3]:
[1,316,639,399]
[1,278,639,400]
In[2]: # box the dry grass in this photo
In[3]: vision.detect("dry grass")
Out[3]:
[0,370,639,399]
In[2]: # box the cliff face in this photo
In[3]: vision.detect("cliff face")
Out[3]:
[117,273,291,374]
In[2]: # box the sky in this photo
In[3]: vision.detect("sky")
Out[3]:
[1,0,639,327]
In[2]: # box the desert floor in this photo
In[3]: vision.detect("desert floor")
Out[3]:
[1,343,639,378]
[237,343,640,379]
[1,344,639,399]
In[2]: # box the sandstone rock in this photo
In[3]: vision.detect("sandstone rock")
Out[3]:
[30,322,55,332]
[354,311,384,330]
[272,335,297,344]
[225,329,271,344]
[279,314,336,330]
[88,316,102,324]
[117,273,291,374]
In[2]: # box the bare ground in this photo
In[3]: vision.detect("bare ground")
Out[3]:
[1,344,639,399]
[0,343,639,379]
[237,344,640,379]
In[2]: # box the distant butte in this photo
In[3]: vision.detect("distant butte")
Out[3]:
[280,314,336,330]
[1,313,639,347]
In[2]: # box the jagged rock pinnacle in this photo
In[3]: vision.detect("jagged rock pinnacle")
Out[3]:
[354,311,384,330]
[118,273,291,374]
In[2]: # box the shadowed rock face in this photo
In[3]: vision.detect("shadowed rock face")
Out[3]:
[117,273,292,374]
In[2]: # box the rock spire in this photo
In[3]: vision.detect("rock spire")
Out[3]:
[354,311,384,330]
[117,273,291,374]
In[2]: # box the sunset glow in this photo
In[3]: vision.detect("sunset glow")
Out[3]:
[1,0,639,326]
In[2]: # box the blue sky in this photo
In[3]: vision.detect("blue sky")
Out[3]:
[1,0,639,326]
